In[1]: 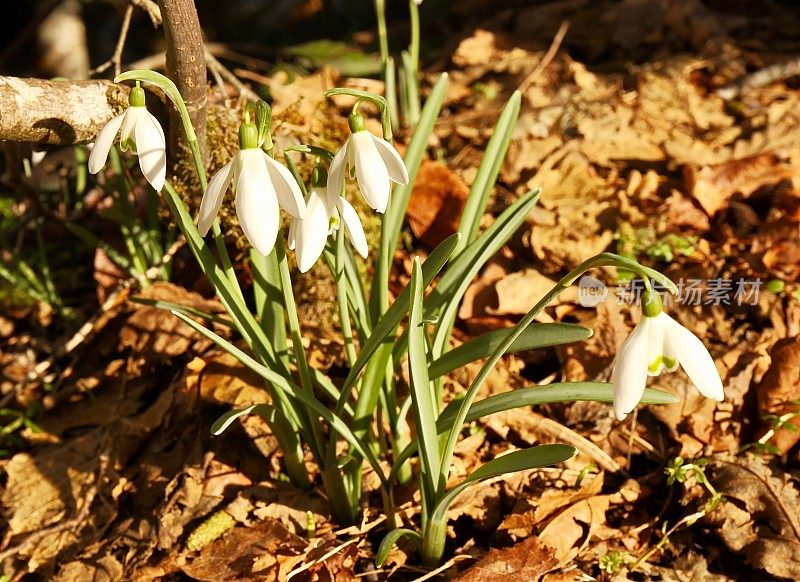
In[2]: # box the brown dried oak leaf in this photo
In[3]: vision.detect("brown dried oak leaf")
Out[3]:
[708,456,800,580]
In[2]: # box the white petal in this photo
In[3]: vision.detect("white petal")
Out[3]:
[287,218,299,251]
[659,313,681,373]
[339,196,368,258]
[134,109,167,191]
[370,133,409,185]
[235,150,279,256]
[197,159,235,236]
[352,131,390,213]
[611,317,652,421]
[663,314,725,401]
[296,189,331,273]
[645,313,667,377]
[326,139,349,207]
[87,111,125,174]
[119,107,139,151]
[263,152,307,219]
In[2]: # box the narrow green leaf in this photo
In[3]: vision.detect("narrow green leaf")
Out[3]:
[211,404,274,435]
[427,189,540,317]
[376,528,422,566]
[385,73,449,255]
[437,383,680,428]
[337,233,460,412]
[455,91,521,254]
[391,384,677,477]
[129,296,233,327]
[430,444,576,524]
[429,323,591,379]
[171,310,388,487]
[408,258,442,498]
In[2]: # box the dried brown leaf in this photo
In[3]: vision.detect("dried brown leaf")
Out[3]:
[407,160,469,248]
[454,536,557,582]
[756,338,800,454]
[685,153,800,216]
[708,456,800,579]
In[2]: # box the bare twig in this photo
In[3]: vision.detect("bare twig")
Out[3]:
[130,0,162,25]
[205,49,260,102]
[717,57,800,100]
[519,20,570,94]
[91,4,135,77]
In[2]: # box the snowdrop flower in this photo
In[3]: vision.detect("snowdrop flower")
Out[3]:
[88,84,166,191]
[197,123,306,256]
[612,290,724,421]
[288,167,368,273]
[327,111,408,214]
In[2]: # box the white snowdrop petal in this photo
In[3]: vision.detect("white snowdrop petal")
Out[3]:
[134,109,167,191]
[87,111,125,174]
[339,196,368,259]
[198,159,235,236]
[263,152,307,219]
[370,133,409,185]
[235,151,279,256]
[326,139,349,208]
[663,314,725,401]
[611,317,652,421]
[645,313,667,377]
[296,189,331,273]
[287,218,299,251]
[119,107,140,151]
[353,131,390,213]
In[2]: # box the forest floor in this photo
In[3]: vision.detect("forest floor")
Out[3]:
[1,0,800,580]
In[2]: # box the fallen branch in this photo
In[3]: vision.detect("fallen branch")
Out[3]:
[0,77,128,145]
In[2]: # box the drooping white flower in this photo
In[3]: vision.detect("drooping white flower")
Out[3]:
[197,123,306,256]
[88,85,166,192]
[288,167,368,273]
[611,290,724,421]
[327,111,408,214]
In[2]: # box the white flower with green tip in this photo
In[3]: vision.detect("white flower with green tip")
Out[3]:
[197,123,306,256]
[327,111,409,214]
[288,166,368,273]
[612,290,724,421]
[88,84,166,192]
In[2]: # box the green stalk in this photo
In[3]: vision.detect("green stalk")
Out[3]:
[409,0,420,72]
[162,182,311,488]
[335,228,358,366]
[436,253,678,489]
[373,0,389,67]
[276,236,325,462]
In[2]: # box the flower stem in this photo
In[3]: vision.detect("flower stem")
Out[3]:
[336,228,358,366]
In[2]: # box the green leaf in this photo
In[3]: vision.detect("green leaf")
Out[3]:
[391,384,677,477]
[211,404,275,435]
[286,40,381,77]
[171,310,388,488]
[455,91,521,254]
[428,189,540,317]
[429,323,591,379]
[376,528,422,566]
[385,73,449,255]
[337,233,460,412]
[437,383,679,428]
[129,296,233,328]
[430,444,576,523]
[407,258,442,500]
